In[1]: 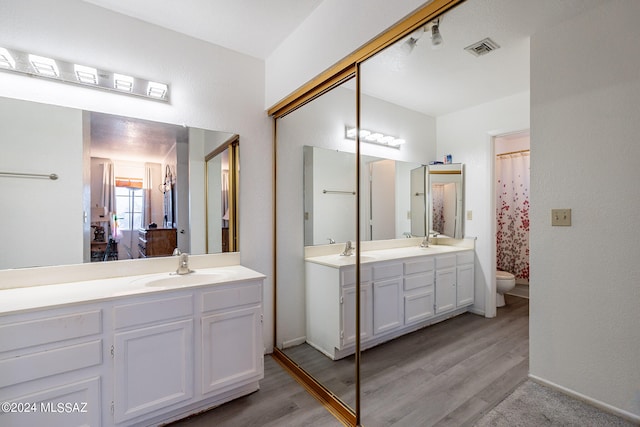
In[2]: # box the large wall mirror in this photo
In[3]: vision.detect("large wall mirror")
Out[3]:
[0,96,239,271]
[272,0,467,424]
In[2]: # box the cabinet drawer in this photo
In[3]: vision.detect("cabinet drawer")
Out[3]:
[202,282,261,312]
[404,272,434,291]
[372,263,403,280]
[0,310,101,353]
[404,258,434,275]
[342,267,371,286]
[114,295,193,329]
[456,251,474,265]
[0,340,102,388]
[435,254,456,269]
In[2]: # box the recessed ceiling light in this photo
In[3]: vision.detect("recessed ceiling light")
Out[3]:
[74,64,98,84]
[0,48,16,69]
[28,54,59,77]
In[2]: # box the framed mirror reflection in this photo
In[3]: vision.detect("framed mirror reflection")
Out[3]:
[0,96,239,271]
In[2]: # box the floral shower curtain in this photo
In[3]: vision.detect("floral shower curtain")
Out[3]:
[496,152,530,280]
[432,183,445,234]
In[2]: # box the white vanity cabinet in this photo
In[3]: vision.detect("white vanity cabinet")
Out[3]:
[456,251,475,307]
[434,252,475,314]
[372,263,404,335]
[112,294,195,424]
[403,257,435,325]
[305,247,474,360]
[340,267,373,347]
[0,267,264,427]
[0,305,104,427]
[435,255,457,314]
[200,281,263,396]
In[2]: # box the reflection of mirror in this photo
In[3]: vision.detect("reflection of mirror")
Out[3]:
[0,96,237,270]
[428,163,464,238]
[205,135,239,253]
[303,145,422,245]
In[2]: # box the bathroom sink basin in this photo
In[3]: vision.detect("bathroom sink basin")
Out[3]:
[136,272,228,288]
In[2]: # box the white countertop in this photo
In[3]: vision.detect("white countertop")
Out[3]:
[0,265,265,316]
[305,245,471,268]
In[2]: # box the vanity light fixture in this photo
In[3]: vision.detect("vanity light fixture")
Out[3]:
[114,73,134,92]
[147,81,168,99]
[29,54,59,77]
[0,48,16,69]
[74,64,98,85]
[345,126,405,149]
[0,46,170,102]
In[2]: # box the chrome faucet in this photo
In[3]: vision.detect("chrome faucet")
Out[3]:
[403,232,413,238]
[340,240,355,256]
[172,248,193,275]
[327,238,335,244]
[420,232,436,248]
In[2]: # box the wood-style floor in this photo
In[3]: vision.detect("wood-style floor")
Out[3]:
[170,295,529,426]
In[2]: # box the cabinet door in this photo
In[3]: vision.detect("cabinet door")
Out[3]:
[435,267,456,314]
[341,283,372,347]
[405,288,434,324]
[201,306,263,395]
[114,319,194,423]
[373,277,403,335]
[456,263,475,307]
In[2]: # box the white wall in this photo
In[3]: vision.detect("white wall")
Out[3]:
[0,98,83,269]
[436,91,530,316]
[265,0,428,107]
[530,0,640,419]
[0,0,273,350]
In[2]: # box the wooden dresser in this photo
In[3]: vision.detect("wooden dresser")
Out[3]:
[138,228,177,258]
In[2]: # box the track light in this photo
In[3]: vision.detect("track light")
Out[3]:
[400,27,425,55]
[431,19,443,48]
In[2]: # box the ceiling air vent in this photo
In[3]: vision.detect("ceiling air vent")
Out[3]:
[464,37,500,57]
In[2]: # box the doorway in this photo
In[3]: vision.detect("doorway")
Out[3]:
[492,130,530,308]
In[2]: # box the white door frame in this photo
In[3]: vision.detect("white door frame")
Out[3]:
[487,128,530,318]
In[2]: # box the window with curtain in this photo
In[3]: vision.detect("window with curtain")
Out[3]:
[115,177,143,231]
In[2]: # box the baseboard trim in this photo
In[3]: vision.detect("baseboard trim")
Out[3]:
[528,374,640,424]
[281,336,306,349]
[468,307,485,316]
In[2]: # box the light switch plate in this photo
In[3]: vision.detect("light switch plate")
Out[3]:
[467,210,473,220]
[551,209,571,226]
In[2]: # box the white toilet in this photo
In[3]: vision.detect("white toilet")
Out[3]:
[496,270,516,307]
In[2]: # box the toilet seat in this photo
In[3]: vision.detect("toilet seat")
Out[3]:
[496,270,515,280]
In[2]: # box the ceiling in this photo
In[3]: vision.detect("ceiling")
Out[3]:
[90,112,186,163]
[81,0,323,60]
[81,0,602,117]
[360,0,602,116]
